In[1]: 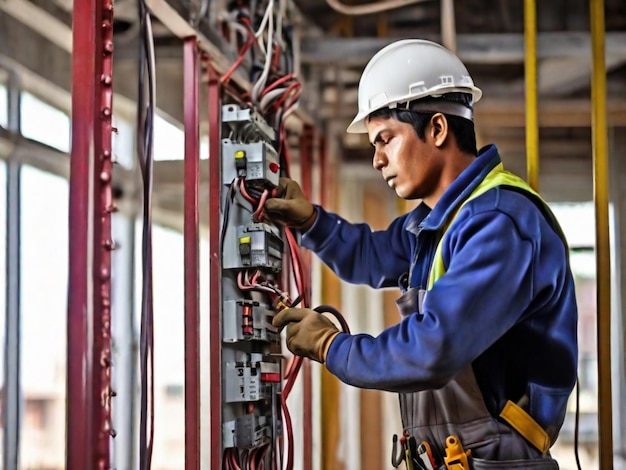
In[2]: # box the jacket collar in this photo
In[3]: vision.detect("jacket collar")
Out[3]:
[404,144,502,234]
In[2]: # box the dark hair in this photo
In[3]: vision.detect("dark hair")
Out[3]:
[367,93,478,156]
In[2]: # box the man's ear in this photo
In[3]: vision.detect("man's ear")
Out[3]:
[429,113,449,148]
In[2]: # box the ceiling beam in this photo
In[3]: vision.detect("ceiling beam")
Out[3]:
[301,32,626,65]
[0,0,72,52]
[318,98,626,128]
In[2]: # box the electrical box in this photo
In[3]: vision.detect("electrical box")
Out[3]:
[224,354,280,403]
[223,223,283,272]
[222,104,276,142]
[222,299,278,343]
[223,414,271,449]
[222,139,280,188]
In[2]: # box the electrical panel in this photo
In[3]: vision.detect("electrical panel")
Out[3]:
[219,103,284,467]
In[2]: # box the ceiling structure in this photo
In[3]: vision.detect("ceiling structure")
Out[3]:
[1,0,626,215]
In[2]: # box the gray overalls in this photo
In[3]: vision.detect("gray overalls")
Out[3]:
[395,287,559,469]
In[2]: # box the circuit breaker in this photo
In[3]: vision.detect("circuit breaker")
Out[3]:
[222,140,281,188]
[223,223,283,271]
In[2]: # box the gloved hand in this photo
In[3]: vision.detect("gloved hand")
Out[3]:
[264,178,317,230]
[272,308,340,363]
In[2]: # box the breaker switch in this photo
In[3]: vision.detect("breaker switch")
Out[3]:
[238,235,251,256]
[234,149,247,172]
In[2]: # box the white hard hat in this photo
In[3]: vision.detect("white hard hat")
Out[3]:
[347,39,483,133]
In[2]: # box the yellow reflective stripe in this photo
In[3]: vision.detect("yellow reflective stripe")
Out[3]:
[427,163,540,289]
[499,400,550,454]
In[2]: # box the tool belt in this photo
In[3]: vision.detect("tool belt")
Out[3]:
[391,427,559,470]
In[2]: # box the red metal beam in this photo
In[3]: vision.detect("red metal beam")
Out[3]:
[68,0,114,468]
[318,135,328,207]
[299,123,315,470]
[184,36,201,470]
[207,61,223,469]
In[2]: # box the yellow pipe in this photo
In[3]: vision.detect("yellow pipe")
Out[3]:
[524,0,539,191]
[590,0,614,467]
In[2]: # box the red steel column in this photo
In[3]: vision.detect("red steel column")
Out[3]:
[206,62,223,469]
[184,37,201,470]
[299,124,315,470]
[68,0,115,468]
[318,135,328,207]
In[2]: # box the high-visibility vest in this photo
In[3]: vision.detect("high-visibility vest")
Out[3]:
[426,162,564,454]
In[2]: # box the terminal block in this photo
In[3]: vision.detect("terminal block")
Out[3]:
[222,139,280,188]
[222,104,275,142]
[223,223,283,272]
[223,300,278,343]
[224,354,280,402]
[223,414,271,449]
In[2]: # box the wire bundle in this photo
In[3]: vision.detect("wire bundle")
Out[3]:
[219,0,301,129]
[137,1,157,469]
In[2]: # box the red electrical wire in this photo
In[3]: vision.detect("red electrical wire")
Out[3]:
[252,189,270,222]
[238,177,257,204]
[259,73,295,99]
[221,34,255,85]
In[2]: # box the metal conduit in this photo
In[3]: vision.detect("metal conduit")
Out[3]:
[524,0,539,191]
[590,0,614,467]
[3,63,22,470]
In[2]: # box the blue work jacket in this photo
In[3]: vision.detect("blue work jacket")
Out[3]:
[301,144,578,438]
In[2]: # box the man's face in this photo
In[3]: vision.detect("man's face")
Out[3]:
[365,115,442,201]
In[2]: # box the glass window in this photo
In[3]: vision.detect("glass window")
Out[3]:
[549,201,598,468]
[0,162,6,397]
[20,92,70,153]
[20,165,68,469]
[153,114,184,161]
[0,83,7,128]
[134,222,185,469]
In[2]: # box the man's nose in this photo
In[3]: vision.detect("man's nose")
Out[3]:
[372,148,386,171]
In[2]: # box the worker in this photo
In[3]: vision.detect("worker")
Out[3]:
[265,39,577,468]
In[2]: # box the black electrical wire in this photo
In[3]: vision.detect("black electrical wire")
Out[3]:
[138,1,157,469]
[220,179,237,253]
[574,377,582,470]
[312,304,351,334]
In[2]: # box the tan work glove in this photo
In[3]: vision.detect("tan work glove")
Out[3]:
[264,178,317,230]
[272,308,340,363]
